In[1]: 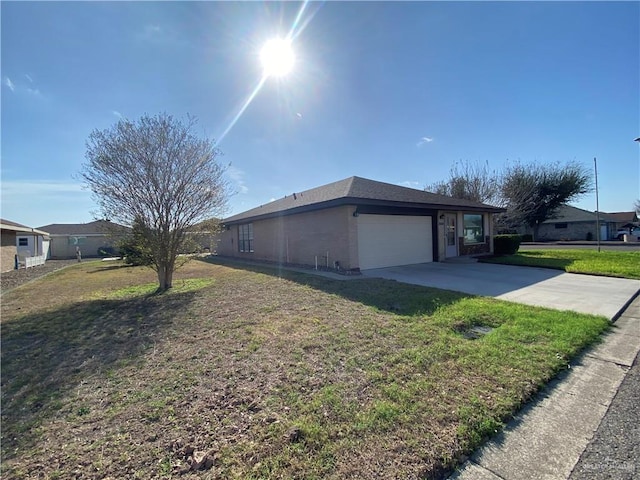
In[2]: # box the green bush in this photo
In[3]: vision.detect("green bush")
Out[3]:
[117,236,153,266]
[494,235,522,255]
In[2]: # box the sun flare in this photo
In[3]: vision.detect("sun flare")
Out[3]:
[260,38,295,77]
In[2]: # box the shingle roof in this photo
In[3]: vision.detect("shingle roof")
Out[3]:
[224,176,503,224]
[602,211,638,223]
[541,205,599,224]
[37,220,129,235]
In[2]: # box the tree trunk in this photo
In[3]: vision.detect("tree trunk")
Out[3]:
[157,264,174,290]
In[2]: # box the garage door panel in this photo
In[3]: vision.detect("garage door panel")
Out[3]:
[358,215,432,269]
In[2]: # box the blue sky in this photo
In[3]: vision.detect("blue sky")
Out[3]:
[2,1,639,228]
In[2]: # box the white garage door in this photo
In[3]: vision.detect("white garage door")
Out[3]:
[357,214,432,270]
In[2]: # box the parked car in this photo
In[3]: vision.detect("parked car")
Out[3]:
[616,227,640,240]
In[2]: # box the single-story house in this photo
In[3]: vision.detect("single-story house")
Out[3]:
[37,220,130,259]
[1,219,50,272]
[603,211,639,237]
[519,205,636,241]
[217,176,504,271]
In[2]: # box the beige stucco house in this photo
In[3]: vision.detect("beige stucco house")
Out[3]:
[37,220,129,259]
[217,176,503,272]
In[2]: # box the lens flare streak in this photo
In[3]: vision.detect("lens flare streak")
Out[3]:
[217,75,267,145]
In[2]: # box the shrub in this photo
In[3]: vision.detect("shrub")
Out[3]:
[494,235,522,255]
[117,236,153,266]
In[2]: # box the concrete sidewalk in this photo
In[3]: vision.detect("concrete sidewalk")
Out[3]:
[449,295,640,480]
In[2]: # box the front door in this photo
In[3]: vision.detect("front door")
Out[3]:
[445,213,457,258]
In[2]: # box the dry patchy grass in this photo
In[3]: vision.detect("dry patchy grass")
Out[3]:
[1,258,609,479]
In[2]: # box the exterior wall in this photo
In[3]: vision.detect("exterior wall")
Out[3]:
[16,234,46,258]
[1,231,17,272]
[459,236,491,255]
[520,221,618,241]
[436,211,494,258]
[219,206,497,268]
[49,234,121,259]
[536,222,599,241]
[218,205,359,270]
[436,212,446,261]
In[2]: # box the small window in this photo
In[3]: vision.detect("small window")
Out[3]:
[238,223,253,253]
[18,238,29,246]
[554,223,568,229]
[463,214,484,244]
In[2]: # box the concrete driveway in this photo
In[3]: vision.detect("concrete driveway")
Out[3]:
[363,262,640,320]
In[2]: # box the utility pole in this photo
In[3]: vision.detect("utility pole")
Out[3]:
[594,157,600,253]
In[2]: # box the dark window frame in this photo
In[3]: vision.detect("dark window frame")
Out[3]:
[554,223,568,229]
[238,223,254,253]
[462,213,485,244]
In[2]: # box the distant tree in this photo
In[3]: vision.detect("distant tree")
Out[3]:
[426,160,501,205]
[81,113,229,290]
[500,162,591,240]
[635,199,640,216]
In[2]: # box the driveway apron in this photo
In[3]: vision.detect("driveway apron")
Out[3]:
[362,262,640,320]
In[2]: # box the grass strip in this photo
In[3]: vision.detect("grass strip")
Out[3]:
[481,249,640,279]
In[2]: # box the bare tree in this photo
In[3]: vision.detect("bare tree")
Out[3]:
[426,160,501,206]
[81,113,228,290]
[501,161,591,240]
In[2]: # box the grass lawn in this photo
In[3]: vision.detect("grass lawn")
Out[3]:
[480,249,640,279]
[1,258,610,479]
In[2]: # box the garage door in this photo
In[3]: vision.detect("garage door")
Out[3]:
[357,214,432,270]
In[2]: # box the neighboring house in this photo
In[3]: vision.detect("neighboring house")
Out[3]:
[217,176,504,271]
[520,205,620,241]
[1,219,50,272]
[603,211,639,236]
[37,220,130,259]
[184,220,223,253]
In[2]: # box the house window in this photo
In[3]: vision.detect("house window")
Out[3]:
[68,236,87,245]
[238,223,253,253]
[463,214,484,244]
[18,238,29,246]
[554,223,568,229]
